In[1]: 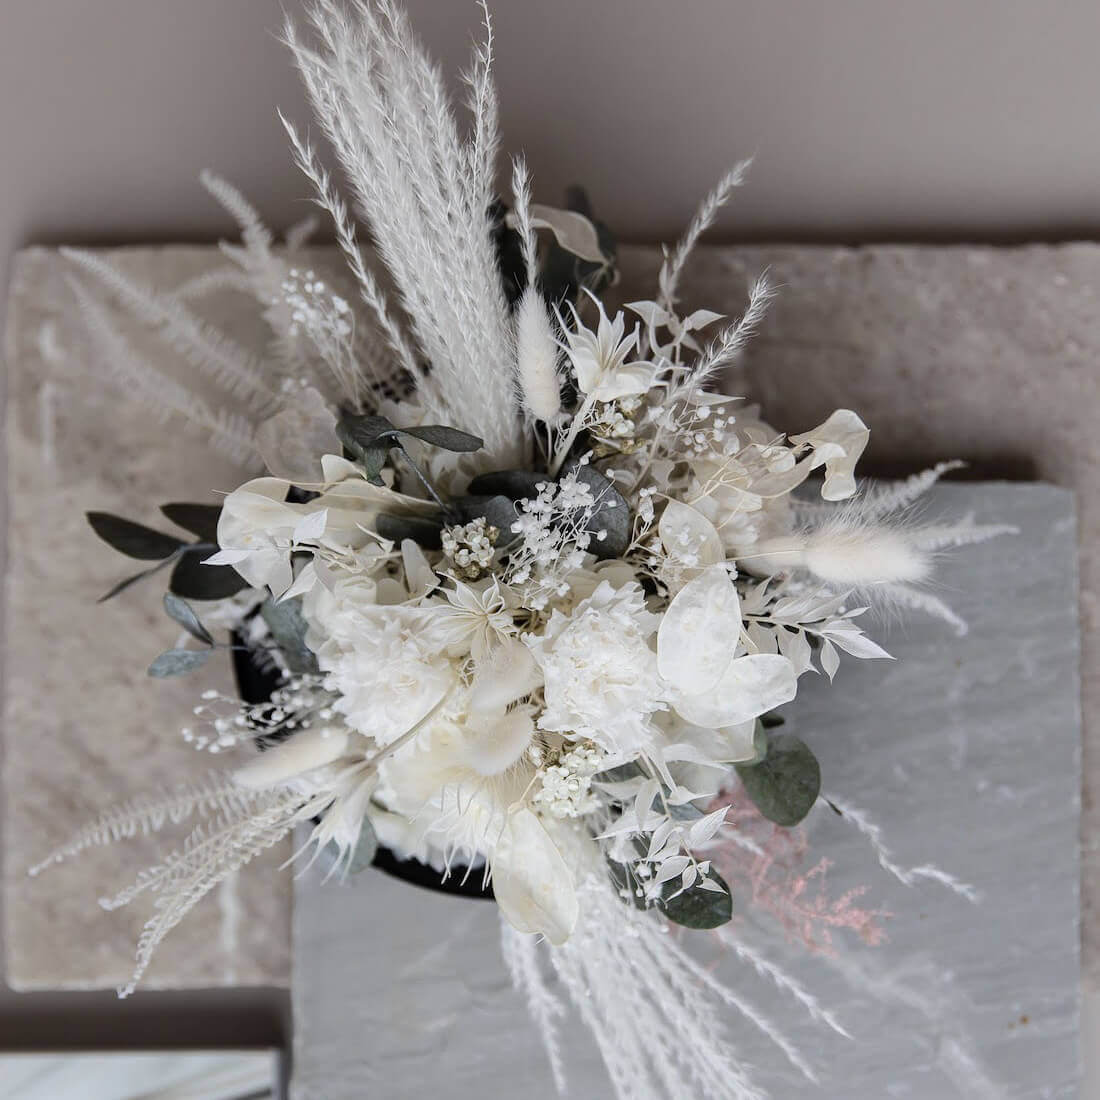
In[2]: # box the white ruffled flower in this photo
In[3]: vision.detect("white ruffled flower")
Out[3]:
[525,581,664,755]
[305,597,458,747]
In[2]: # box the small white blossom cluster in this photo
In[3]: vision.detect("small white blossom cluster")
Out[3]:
[440,516,499,580]
[181,675,333,753]
[531,741,604,818]
[281,268,351,341]
[505,469,600,610]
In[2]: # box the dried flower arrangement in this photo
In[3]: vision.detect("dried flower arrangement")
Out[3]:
[32,2,1012,1095]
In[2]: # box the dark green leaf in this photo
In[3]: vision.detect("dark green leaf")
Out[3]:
[374,512,444,549]
[163,593,214,646]
[160,502,222,543]
[593,761,644,784]
[567,463,631,559]
[735,733,821,827]
[451,494,518,534]
[662,868,733,929]
[466,469,545,501]
[759,711,786,730]
[170,548,251,600]
[336,413,397,455]
[260,597,318,674]
[400,424,483,452]
[87,512,185,561]
[148,647,211,677]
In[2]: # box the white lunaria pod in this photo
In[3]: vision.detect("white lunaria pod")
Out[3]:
[492,809,578,945]
[657,564,742,695]
[514,287,562,423]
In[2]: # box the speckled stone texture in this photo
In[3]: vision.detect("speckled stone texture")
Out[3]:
[2,243,1090,1007]
[3,247,291,990]
[292,483,1079,1099]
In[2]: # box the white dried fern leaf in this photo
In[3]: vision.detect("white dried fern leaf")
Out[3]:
[63,247,278,413]
[500,921,568,1094]
[117,789,303,998]
[659,156,754,309]
[68,278,259,465]
[28,772,261,877]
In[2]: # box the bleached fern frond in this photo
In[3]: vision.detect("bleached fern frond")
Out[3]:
[280,113,422,396]
[28,772,261,876]
[68,278,259,465]
[673,274,774,406]
[716,930,853,1039]
[117,789,303,998]
[500,920,568,1094]
[286,214,321,251]
[542,865,770,1100]
[858,460,965,521]
[463,0,502,208]
[907,513,1019,552]
[283,1,523,465]
[828,798,980,901]
[510,157,538,288]
[199,169,274,257]
[659,156,754,310]
[167,267,255,303]
[63,248,278,412]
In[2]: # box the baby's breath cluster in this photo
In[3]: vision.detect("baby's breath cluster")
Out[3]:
[532,741,605,819]
[441,516,499,580]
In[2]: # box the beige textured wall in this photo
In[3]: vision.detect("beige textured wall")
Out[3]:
[2,0,1100,293]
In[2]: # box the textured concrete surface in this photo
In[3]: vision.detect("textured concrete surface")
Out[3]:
[292,483,1079,1099]
[2,242,1091,1009]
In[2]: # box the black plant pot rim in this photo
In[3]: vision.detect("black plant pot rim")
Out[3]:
[233,636,494,900]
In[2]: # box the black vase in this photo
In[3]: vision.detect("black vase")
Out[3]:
[231,637,493,900]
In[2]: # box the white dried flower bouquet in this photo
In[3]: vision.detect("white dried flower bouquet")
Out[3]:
[35,2,1012,1096]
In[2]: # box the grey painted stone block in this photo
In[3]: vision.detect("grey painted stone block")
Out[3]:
[292,484,1079,1100]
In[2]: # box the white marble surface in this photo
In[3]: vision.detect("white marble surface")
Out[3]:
[293,483,1080,1099]
[0,1050,278,1098]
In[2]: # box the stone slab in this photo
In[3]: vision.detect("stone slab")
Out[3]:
[3,247,292,990]
[3,242,1092,1001]
[292,482,1079,1099]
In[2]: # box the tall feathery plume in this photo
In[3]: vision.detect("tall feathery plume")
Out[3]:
[658,157,754,309]
[283,1,523,466]
[511,157,563,424]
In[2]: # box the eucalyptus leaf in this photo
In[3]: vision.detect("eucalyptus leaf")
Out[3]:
[400,424,483,452]
[87,512,185,561]
[593,761,644,784]
[160,502,222,543]
[260,597,318,674]
[662,867,733,929]
[163,593,214,646]
[170,548,251,600]
[567,463,631,559]
[452,494,518,535]
[148,647,212,677]
[735,733,821,827]
[374,512,444,549]
[466,469,545,501]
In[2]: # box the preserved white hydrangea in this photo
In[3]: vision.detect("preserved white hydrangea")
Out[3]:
[525,581,664,755]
